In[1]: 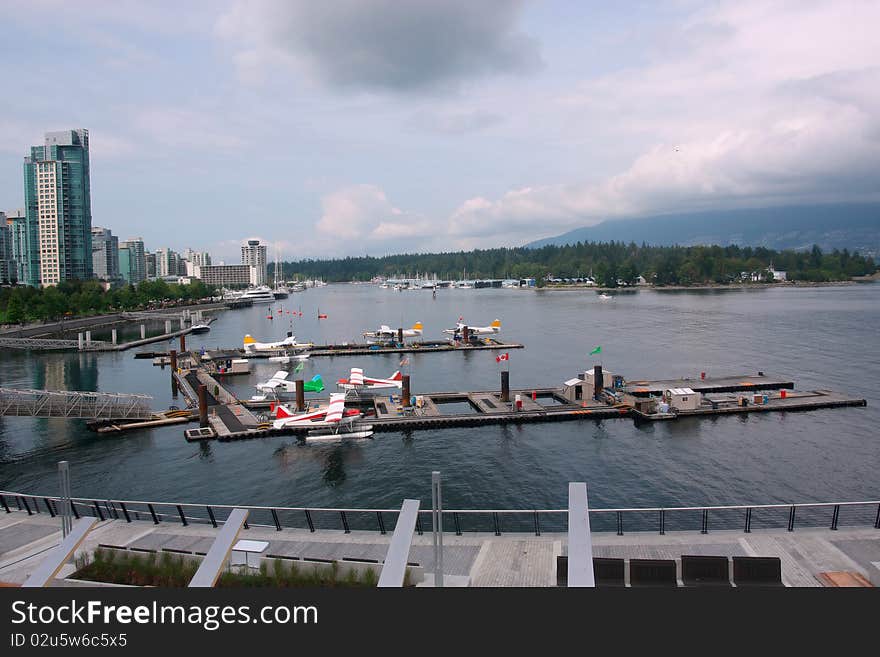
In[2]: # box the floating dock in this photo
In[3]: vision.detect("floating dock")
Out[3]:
[174,370,866,441]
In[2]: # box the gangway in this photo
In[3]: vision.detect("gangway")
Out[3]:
[0,388,154,420]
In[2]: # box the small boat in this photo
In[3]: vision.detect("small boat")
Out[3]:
[598,293,613,300]
[190,323,211,334]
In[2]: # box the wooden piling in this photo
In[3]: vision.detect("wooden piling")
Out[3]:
[198,385,208,428]
[180,333,186,352]
[402,375,411,406]
[462,326,470,344]
[170,350,178,395]
[593,365,603,399]
[501,371,510,402]
[295,379,305,412]
[398,328,404,344]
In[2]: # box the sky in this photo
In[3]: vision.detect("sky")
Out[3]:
[1,0,878,262]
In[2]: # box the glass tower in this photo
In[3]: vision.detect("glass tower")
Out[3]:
[23,129,93,286]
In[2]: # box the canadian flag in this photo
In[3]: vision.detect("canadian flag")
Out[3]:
[496,353,509,363]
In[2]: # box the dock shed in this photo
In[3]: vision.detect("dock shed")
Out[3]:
[664,388,701,411]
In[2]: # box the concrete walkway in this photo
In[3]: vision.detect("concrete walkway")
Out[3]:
[1,510,878,587]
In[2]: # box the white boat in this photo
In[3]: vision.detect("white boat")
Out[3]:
[598,293,613,300]
[239,286,275,303]
[190,323,210,334]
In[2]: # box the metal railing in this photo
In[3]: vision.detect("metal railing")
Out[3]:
[2,490,879,537]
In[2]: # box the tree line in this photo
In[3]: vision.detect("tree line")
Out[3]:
[0,279,217,324]
[280,242,876,287]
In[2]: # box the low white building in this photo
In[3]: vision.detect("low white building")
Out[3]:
[664,387,701,411]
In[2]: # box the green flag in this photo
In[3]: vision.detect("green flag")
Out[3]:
[589,346,602,355]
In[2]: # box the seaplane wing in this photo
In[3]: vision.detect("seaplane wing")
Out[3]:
[323,393,347,423]
[270,370,290,382]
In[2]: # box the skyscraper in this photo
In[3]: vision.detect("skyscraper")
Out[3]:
[5,209,27,283]
[91,226,119,281]
[241,239,267,286]
[23,129,93,286]
[0,213,16,283]
[119,237,145,285]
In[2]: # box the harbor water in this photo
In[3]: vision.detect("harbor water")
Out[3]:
[1,283,878,520]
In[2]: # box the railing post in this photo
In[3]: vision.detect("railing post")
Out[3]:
[206,506,217,528]
[22,497,33,516]
[176,505,188,526]
[415,514,423,535]
[831,505,840,531]
[431,471,444,587]
[271,509,282,531]
[454,512,462,536]
[119,502,131,523]
[376,511,386,535]
[44,498,55,517]
[533,511,541,537]
[788,505,796,532]
[304,509,315,533]
[875,504,880,530]
[148,504,160,524]
[492,512,501,536]
[744,507,752,533]
[92,501,104,521]
[70,501,79,519]
[616,511,623,536]
[701,509,709,534]
[659,509,665,535]
[340,511,350,533]
[0,495,9,513]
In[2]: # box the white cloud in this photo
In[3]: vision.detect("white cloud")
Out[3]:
[316,185,431,251]
[445,0,880,246]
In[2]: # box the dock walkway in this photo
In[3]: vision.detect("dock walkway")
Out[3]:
[2,511,878,587]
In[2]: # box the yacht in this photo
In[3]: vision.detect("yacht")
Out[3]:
[239,286,275,304]
[190,322,211,334]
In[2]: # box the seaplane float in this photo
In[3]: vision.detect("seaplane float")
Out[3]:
[271,393,373,441]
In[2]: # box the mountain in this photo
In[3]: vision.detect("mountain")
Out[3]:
[526,203,880,258]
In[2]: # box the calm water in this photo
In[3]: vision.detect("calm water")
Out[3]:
[1,283,878,520]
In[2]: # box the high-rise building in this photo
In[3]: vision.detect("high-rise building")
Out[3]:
[241,239,267,286]
[154,247,181,278]
[5,209,27,283]
[119,238,145,285]
[23,129,93,286]
[91,226,119,281]
[0,213,16,283]
[145,251,157,279]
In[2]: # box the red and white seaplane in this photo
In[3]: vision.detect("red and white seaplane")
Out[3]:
[336,368,403,396]
[271,393,373,441]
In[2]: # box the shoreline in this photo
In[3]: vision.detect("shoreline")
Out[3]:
[538,279,875,292]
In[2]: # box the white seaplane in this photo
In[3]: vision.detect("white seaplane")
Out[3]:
[336,368,403,396]
[243,332,313,354]
[442,318,502,336]
[253,371,324,399]
[271,393,373,440]
[363,321,423,341]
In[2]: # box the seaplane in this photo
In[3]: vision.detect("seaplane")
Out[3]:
[363,322,423,342]
[271,393,373,440]
[442,318,502,337]
[336,367,403,396]
[253,372,324,399]
[243,332,313,354]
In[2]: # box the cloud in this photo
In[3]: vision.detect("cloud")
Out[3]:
[315,185,432,253]
[407,109,503,135]
[216,0,541,92]
[445,0,880,246]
